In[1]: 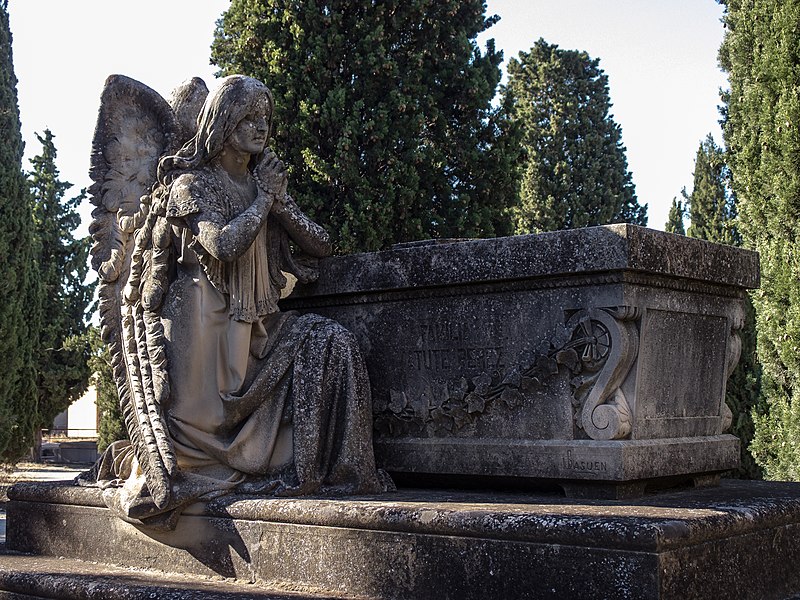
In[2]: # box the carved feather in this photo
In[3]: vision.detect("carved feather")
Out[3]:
[120,301,171,507]
[169,77,209,142]
[88,75,184,508]
[89,75,179,270]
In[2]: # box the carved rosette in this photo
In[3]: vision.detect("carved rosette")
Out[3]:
[566,306,640,441]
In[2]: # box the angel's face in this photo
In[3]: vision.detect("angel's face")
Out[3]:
[227,96,270,156]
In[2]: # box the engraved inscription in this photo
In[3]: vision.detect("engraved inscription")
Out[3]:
[562,451,608,473]
[404,318,508,374]
[405,347,504,372]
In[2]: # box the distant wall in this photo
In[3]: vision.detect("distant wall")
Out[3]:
[66,385,98,438]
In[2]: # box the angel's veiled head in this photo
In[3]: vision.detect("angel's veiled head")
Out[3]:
[159,75,275,181]
[198,75,274,162]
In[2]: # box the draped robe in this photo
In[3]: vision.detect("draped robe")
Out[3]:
[81,165,387,528]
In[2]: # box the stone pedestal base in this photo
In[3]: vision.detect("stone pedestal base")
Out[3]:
[5,480,800,600]
[377,434,739,498]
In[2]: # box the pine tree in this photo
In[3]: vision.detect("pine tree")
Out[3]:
[211,0,520,253]
[683,133,762,478]
[504,39,647,233]
[684,134,739,245]
[0,0,42,463]
[28,129,94,438]
[719,0,800,479]
[664,198,686,235]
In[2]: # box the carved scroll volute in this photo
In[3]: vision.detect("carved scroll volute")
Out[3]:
[572,307,640,441]
[720,309,745,433]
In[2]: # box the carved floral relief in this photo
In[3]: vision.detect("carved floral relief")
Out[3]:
[374,305,642,441]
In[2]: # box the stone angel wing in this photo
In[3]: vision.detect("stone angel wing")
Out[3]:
[88,75,207,509]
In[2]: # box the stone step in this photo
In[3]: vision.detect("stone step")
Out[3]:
[6,480,800,599]
[0,547,351,599]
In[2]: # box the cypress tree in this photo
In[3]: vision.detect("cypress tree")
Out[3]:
[211,0,520,253]
[0,0,42,463]
[664,198,686,235]
[504,39,647,233]
[719,0,800,478]
[28,129,94,438]
[683,133,762,478]
[684,134,739,245]
[726,298,763,479]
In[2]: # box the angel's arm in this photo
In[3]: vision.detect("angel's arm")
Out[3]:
[171,175,273,263]
[254,152,332,258]
[271,195,332,258]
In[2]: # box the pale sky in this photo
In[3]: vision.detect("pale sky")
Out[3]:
[8,0,725,235]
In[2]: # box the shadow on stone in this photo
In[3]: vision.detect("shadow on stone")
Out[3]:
[142,511,252,579]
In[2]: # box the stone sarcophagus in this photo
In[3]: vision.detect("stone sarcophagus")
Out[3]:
[282,224,759,496]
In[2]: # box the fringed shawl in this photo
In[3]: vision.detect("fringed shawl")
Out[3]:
[166,167,318,322]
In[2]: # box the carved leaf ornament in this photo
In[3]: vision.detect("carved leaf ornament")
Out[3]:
[375,306,640,441]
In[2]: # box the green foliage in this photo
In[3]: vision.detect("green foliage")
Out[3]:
[28,129,94,433]
[87,326,125,452]
[684,134,739,245]
[0,1,42,463]
[719,0,800,478]
[211,0,520,253]
[664,198,686,235]
[503,39,646,233]
[682,133,761,478]
[727,297,764,479]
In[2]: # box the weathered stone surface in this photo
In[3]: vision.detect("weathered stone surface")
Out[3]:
[282,225,759,493]
[378,435,739,498]
[289,225,759,295]
[0,552,334,599]
[6,480,800,599]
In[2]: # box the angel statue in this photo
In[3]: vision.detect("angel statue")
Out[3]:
[78,74,390,529]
